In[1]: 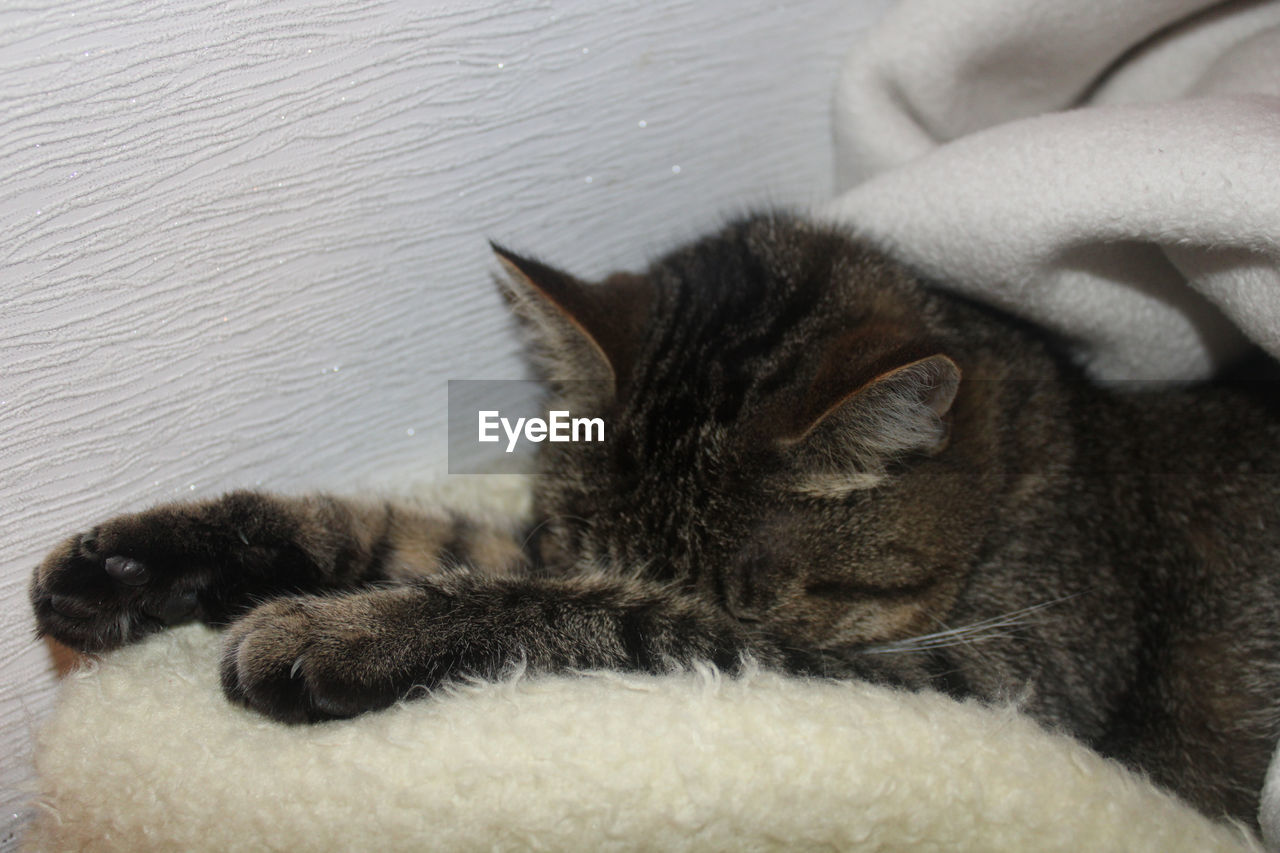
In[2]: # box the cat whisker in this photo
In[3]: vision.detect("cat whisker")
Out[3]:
[860,631,1020,655]
[858,590,1095,656]
[926,591,1094,638]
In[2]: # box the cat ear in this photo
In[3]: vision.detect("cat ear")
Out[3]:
[783,352,960,479]
[492,244,652,392]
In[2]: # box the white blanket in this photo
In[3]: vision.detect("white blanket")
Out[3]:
[26,624,1258,852]
[825,0,1280,382]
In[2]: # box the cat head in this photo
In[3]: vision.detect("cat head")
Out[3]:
[495,212,969,645]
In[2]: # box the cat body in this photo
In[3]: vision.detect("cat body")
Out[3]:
[31,213,1280,825]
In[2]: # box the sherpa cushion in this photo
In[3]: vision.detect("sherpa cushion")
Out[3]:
[26,622,1258,852]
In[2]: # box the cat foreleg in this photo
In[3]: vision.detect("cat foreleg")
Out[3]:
[30,491,526,652]
[219,572,765,723]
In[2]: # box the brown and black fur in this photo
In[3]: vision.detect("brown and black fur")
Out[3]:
[31,212,1280,826]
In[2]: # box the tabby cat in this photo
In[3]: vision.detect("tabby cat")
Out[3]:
[31,212,1280,827]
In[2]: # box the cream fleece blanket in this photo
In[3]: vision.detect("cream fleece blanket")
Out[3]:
[825,0,1280,382]
[25,624,1260,852]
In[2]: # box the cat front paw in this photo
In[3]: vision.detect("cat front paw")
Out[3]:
[31,522,208,652]
[220,590,432,724]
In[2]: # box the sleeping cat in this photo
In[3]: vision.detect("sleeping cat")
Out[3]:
[31,212,1280,827]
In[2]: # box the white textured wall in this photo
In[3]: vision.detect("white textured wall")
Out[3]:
[0,0,887,843]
